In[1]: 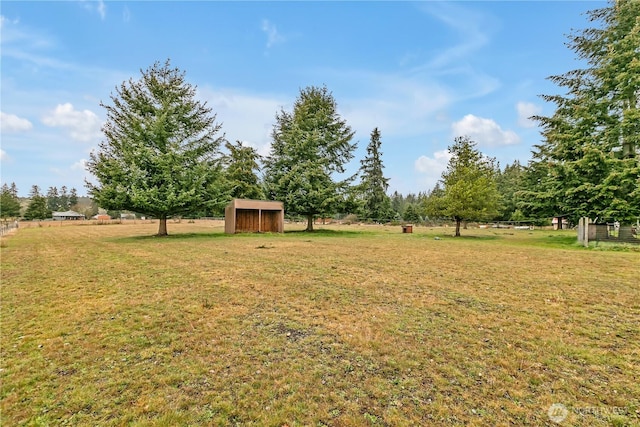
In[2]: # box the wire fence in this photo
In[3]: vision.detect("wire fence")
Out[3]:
[578,218,639,246]
[0,221,20,237]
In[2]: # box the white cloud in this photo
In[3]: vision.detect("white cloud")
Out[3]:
[261,19,285,49]
[79,0,106,20]
[0,15,19,29]
[97,1,106,20]
[42,103,102,142]
[403,4,500,104]
[516,101,542,128]
[123,6,131,23]
[201,77,451,161]
[0,15,54,52]
[415,149,451,174]
[413,3,493,71]
[0,149,8,162]
[414,149,451,189]
[0,111,33,133]
[451,114,520,147]
[71,159,88,171]
[333,70,452,140]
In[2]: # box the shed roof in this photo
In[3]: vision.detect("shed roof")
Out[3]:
[52,210,85,217]
[226,199,283,210]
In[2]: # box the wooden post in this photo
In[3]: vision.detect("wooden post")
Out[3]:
[578,217,589,247]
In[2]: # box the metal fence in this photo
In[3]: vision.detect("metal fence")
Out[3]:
[578,218,639,246]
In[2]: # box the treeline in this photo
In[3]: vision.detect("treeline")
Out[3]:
[78,62,549,237]
[2,1,637,234]
[387,160,528,225]
[0,184,93,221]
[0,140,527,227]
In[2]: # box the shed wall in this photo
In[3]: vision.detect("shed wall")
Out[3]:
[261,210,281,233]
[236,209,259,232]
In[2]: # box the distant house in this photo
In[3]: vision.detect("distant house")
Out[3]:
[52,211,85,221]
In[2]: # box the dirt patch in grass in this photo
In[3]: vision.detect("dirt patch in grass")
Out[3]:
[1,222,639,426]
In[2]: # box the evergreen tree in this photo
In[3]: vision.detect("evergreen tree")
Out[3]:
[86,60,226,236]
[422,183,446,222]
[439,136,500,237]
[264,85,356,231]
[0,183,21,220]
[69,188,79,208]
[24,185,50,220]
[224,140,264,200]
[59,186,69,210]
[522,0,640,224]
[402,203,421,223]
[357,127,392,222]
[496,160,525,221]
[390,191,404,219]
[46,186,60,212]
[517,144,556,221]
[9,183,18,197]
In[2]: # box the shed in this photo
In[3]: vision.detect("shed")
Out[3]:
[224,199,284,234]
[52,210,85,221]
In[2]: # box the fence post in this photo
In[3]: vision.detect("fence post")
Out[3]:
[578,217,589,247]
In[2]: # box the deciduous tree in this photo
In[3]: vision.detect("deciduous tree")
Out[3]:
[439,136,500,237]
[86,60,226,236]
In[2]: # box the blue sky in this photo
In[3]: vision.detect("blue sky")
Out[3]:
[1,0,606,197]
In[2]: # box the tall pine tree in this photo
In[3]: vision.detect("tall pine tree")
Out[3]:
[496,160,525,221]
[521,0,640,224]
[86,60,226,236]
[224,140,264,200]
[24,185,50,220]
[357,128,392,222]
[69,188,79,208]
[264,85,356,231]
[46,186,60,212]
[0,183,21,220]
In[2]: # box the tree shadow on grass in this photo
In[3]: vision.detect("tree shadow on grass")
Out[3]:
[284,228,373,237]
[112,232,231,243]
[422,233,502,241]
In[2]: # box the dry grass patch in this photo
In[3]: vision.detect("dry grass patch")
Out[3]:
[1,221,639,426]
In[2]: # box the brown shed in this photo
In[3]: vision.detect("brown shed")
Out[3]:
[224,199,284,234]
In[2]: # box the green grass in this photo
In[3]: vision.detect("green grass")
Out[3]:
[1,221,639,426]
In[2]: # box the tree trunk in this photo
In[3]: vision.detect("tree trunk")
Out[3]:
[306,215,314,232]
[157,216,168,236]
[455,218,461,237]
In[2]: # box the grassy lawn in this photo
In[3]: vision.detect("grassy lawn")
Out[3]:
[1,221,639,426]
